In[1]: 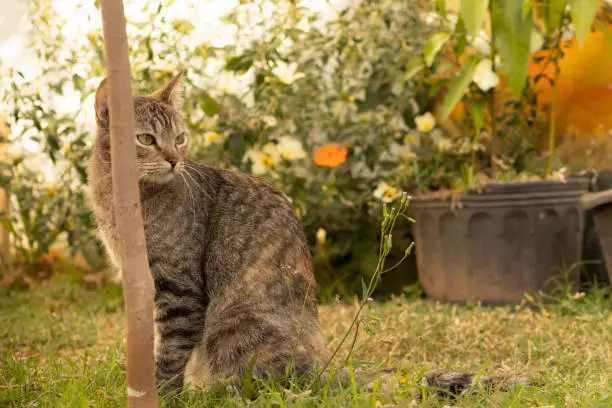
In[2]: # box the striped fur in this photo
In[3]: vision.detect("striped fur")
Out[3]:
[87,74,537,396]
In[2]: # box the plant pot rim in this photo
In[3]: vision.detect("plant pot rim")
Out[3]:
[409,175,590,208]
[411,175,590,201]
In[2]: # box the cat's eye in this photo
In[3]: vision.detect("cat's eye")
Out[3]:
[175,132,187,145]
[137,133,156,146]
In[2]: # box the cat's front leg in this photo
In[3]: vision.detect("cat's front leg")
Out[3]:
[152,272,206,394]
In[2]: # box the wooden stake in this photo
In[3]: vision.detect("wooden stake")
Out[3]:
[0,117,10,264]
[99,0,158,406]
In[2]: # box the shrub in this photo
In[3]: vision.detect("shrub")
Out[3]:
[1,0,438,298]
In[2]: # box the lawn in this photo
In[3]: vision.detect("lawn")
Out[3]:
[0,275,610,407]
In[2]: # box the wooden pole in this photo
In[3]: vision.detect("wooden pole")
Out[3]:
[98,1,158,406]
[0,117,9,264]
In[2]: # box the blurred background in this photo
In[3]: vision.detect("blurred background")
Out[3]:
[1,0,611,300]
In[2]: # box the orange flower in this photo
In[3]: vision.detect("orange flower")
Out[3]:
[313,144,348,168]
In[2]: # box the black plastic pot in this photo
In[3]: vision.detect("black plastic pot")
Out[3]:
[581,188,612,285]
[410,177,589,305]
[581,171,612,285]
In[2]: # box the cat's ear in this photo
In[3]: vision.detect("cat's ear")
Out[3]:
[151,72,184,109]
[94,77,110,127]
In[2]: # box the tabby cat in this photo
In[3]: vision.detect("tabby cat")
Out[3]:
[87,73,533,396]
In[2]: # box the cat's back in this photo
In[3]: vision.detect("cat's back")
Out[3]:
[192,161,315,298]
[191,160,299,229]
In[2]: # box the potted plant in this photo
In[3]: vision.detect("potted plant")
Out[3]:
[405,0,606,304]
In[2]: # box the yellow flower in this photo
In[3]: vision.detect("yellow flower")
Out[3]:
[373,182,401,203]
[200,42,208,54]
[415,112,436,133]
[203,131,223,147]
[316,228,327,245]
[47,188,57,197]
[244,143,281,175]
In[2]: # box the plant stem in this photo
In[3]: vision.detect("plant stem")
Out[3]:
[545,69,559,178]
[489,0,498,179]
[546,19,565,178]
[315,195,410,381]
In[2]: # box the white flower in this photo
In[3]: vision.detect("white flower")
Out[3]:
[218,71,240,95]
[415,112,436,133]
[277,136,307,161]
[8,145,26,161]
[200,115,219,131]
[262,115,277,127]
[470,33,491,56]
[473,59,499,91]
[316,228,327,245]
[390,142,416,160]
[203,131,223,147]
[389,113,408,131]
[531,29,544,53]
[437,138,453,152]
[271,61,305,85]
[373,182,401,203]
[244,143,281,176]
[421,11,440,25]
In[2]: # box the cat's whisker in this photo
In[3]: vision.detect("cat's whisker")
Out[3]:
[182,163,214,193]
[178,172,197,233]
[181,167,212,201]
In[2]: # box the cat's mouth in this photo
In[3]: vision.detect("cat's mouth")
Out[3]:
[139,165,178,183]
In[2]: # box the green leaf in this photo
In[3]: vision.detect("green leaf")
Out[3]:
[199,93,220,116]
[241,355,257,398]
[596,19,612,48]
[361,277,368,300]
[569,0,600,47]
[492,0,533,95]
[403,60,424,82]
[454,17,468,56]
[441,55,480,120]
[424,33,451,67]
[224,55,253,72]
[522,0,531,19]
[466,99,486,129]
[436,0,447,19]
[547,0,567,33]
[460,0,490,39]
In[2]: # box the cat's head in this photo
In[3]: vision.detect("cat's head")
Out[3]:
[94,73,189,183]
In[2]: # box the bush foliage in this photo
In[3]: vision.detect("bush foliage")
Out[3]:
[1,0,444,297]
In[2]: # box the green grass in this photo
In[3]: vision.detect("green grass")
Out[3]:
[1,275,611,407]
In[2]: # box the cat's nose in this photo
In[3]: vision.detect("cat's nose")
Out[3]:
[166,156,179,168]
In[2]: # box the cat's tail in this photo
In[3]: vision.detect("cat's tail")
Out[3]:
[422,368,539,396]
[323,366,540,397]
